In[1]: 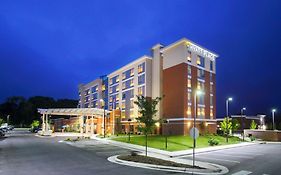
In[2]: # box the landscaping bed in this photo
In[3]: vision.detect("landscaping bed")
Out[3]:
[112,134,243,151]
[117,155,203,169]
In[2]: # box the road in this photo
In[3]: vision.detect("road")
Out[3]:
[0,129,162,175]
[1,130,281,175]
[180,142,281,175]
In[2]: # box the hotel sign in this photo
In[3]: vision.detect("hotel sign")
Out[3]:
[186,41,217,60]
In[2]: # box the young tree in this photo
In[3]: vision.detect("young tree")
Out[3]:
[232,119,240,134]
[0,118,4,126]
[220,117,232,143]
[134,95,161,156]
[250,120,257,130]
[31,120,40,129]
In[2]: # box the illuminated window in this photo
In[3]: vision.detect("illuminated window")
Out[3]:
[116,86,119,92]
[109,87,113,94]
[130,68,134,76]
[197,81,204,90]
[109,96,113,102]
[188,92,192,101]
[109,78,113,85]
[187,51,192,62]
[130,110,134,118]
[197,107,205,116]
[197,69,205,79]
[116,96,119,101]
[102,85,106,91]
[116,76,119,83]
[130,79,134,87]
[187,106,191,116]
[210,109,213,118]
[210,96,213,106]
[197,55,205,67]
[121,112,126,119]
[188,65,192,75]
[138,63,145,73]
[122,102,125,109]
[122,82,125,90]
[122,73,126,80]
[138,86,145,96]
[130,100,134,108]
[187,79,192,88]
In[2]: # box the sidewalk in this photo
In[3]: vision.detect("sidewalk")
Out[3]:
[93,136,257,158]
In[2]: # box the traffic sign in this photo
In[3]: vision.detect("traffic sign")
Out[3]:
[190,127,199,139]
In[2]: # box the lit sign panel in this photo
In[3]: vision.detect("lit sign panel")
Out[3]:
[186,42,217,60]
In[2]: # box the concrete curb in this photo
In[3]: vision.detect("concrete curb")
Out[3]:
[108,155,229,175]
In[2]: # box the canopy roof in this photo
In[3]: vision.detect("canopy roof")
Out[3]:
[38,108,109,116]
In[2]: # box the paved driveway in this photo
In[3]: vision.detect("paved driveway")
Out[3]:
[0,130,163,175]
[180,143,281,175]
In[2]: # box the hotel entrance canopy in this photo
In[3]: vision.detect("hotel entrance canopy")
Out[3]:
[37,108,110,135]
[38,108,109,116]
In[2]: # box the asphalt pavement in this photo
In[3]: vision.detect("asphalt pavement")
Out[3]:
[1,129,281,175]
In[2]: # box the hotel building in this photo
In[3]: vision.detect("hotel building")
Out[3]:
[78,38,218,135]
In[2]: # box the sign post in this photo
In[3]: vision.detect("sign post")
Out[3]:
[190,127,199,168]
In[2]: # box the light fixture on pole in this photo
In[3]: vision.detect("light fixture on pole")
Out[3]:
[128,118,132,142]
[192,90,203,168]
[100,99,106,138]
[226,97,233,118]
[272,109,276,130]
[241,107,246,141]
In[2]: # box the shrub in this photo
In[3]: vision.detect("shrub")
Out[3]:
[250,136,256,141]
[208,138,219,146]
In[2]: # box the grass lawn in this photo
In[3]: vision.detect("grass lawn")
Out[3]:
[112,135,242,151]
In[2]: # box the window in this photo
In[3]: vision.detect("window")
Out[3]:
[130,89,134,98]
[138,74,145,85]
[187,106,191,116]
[210,96,213,106]
[110,75,119,85]
[122,102,125,109]
[210,60,214,71]
[138,62,145,73]
[130,110,134,118]
[138,86,145,96]
[188,92,192,101]
[109,87,113,94]
[210,109,214,118]
[197,69,205,79]
[123,68,134,80]
[130,100,134,108]
[187,79,192,88]
[187,51,192,62]
[197,107,205,116]
[122,82,126,90]
[210,73,213,82]
[122,92,126,100]
[197,55,205,67]
[188,65,192,75]
[92,85,98,93]
[198,93,205,105]
[210,85,213,93]
[197,81,204,90]
[92,93,98,100]
[130,79,134,87]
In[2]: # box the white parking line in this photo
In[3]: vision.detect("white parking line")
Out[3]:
[212,153,254,159]
[186,155,240,163]
[231,170,252,175]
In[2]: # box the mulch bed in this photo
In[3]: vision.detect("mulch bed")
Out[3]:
[117,155,204,169]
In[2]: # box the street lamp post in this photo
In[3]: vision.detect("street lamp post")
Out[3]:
[192,90,203,168]
[100,99,106,138]
[128,118,132,142]
[163,119,169,149]
[226,97,233,118]
[272,109,276,130]
[241,107,246,141]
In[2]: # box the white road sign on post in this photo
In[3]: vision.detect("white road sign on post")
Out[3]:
[190,127,199,139]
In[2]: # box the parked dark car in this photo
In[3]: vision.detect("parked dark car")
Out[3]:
[0,128,5,137]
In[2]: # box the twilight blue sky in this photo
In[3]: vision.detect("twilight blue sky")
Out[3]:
[0,0,281,117]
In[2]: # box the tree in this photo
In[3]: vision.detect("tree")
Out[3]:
[250,120,257,130]
[220,117,232,143]
[232,119,240,134]
[31,120,40,129]
[0,118,4,126]
[134,95,161,156]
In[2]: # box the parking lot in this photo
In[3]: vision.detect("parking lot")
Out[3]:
[180,142,281,174]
